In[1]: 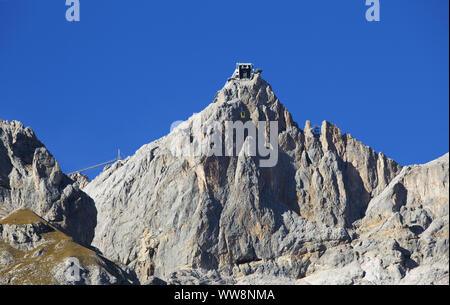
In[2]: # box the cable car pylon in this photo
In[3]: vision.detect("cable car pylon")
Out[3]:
[69,149,122,175]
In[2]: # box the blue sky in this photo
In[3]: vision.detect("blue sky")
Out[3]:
[1,0,448,178]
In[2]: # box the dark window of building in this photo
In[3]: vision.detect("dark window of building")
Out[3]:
[238,64,252,79]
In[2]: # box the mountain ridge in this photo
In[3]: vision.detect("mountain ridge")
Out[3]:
[83,73,447,284]
[1,73,448,285]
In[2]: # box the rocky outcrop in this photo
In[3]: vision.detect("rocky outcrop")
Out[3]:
[363,153,448,228]
[293,154,449,285]
[0,120,96,246]
[68,173,90,190]
[0,209,137,284]
[83,73,446,285]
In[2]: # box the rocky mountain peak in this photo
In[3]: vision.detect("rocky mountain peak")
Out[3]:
[200,73,296,135]
[82,73,433,284]
[1,68,448,285]
[0,119,96,246]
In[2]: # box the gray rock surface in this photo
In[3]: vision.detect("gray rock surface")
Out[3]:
[142,275,167,285]
[0,120,96,246]
[68,172,90,190]
[1,221,52,250]
[84,73,447,284]
[167,268,235,285]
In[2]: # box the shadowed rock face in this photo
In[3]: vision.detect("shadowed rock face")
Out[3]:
[0,120,96,246]
[82,74,448,285]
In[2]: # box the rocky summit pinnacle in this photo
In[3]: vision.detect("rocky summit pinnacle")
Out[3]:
[80,71,449,285]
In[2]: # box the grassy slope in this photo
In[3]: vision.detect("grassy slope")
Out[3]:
[0,209,100,285]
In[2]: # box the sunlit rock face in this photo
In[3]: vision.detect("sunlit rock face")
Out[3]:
[84,74,447,284]
[0,120,96,246]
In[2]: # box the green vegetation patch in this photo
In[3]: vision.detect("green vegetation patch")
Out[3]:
[0,209,100,285]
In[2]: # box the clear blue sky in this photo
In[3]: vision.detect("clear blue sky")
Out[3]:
[1,0,448,178]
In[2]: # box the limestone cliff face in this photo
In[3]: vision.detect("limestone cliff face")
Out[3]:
[83,74,444,285]
[297,153,449,285]
[0,120,96,246]
[0,120,137,285]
